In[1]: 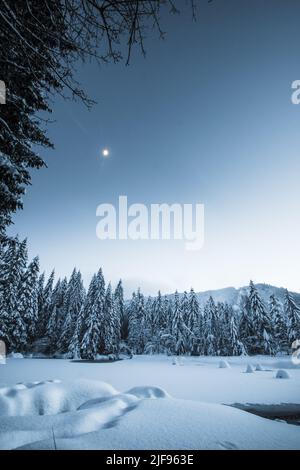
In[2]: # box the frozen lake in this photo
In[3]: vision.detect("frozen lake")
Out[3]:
[1,355,299,450]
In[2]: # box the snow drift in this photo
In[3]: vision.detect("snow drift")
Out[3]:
[0,379,117,416]
[1,378,300,450]
[275,370,290,379]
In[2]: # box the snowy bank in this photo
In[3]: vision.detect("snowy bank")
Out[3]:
[0,378,300,450]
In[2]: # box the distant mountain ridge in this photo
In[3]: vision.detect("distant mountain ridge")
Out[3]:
[166,283,300,309]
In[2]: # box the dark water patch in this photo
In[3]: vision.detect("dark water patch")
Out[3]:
[70,358,122,364]
[230,403,300,426]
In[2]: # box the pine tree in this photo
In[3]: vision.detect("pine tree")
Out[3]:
[111,295,121,355]
[163,296,172,333]
[81,269,105,359]
[81,273,98,330]
[136,290,147,353]
[228,315,246,356]
[13,239,29,349]
[219,303,236,355]
[18,256,39,343]
[103,283,114,353]
[47,305,58,348]
[47,277,69,352]
[37,270,55,338]
[114,280,126,340]
[213,302,224,355]
[216,302,227,355]
[60,269,77,335]
[203,297,217,355]
[128,289,147,354]
[68,306,85,359]
[60,270,85,352]
[0,238,27,351]
[239,294,255,355]
[0,240,18,346]
[81,304,101,360]
[127,291,137,351]
[284,290,300,346]
[164,296,173,335]
[248,281,274,354]
[56,277,68,329]
[37,272,45,320]
[154,291,167,332]
[145,295,170,354]
[17,239,28,270]
[143,296,156,353]
[171,291,186,355]
[187,288,200,354]
[269,294,287,353]
[47,278,62,341]
[180,291,189,326]
[103,283,120,355]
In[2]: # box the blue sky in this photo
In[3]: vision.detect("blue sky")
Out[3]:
[9,0,300,296]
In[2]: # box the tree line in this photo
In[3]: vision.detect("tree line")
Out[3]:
[0,237,300,358]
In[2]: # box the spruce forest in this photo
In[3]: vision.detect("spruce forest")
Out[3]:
[1,238,300,359]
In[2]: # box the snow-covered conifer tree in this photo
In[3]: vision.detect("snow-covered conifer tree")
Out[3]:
[143,296,156,353]
[187,288,200,354]
[81,304,100,360]
[101,283,120,355]
[37,272,45,319]
[47,277,69,352]
[180,291,189,326]
[60,269,85,352]
[269,294,287,353]
[216,302,227,355]
[154,290,167,332]
[203,297,218,355]
[103,283,114,354]
[228,315,246,356]
[81,269,105,359]
[0,238,27,351]
[37,269,55,337]
[47,305,58,346]
[68,306,85,359]
[163,295,172,334]
[128,289,147,354]
[18,256,39,343]
[114,280,127,340]
[248,281,274,354]
[171,291,186,355]
[239,294,255,355]
[284,290,300,346]
[218,303,237,355]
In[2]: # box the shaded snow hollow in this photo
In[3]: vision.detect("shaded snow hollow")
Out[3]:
[0,377,300,450]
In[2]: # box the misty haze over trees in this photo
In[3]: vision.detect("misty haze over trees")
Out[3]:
[1,237,299,359]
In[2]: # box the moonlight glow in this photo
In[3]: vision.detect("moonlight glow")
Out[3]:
[102,148,110,157]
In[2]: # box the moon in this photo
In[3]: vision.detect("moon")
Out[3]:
[102,148,110,158]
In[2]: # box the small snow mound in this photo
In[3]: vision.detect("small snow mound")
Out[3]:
[219,360,230,369]
[255,364,263,371]
[127,386,170,399]
[8,353,23,359]
[245,364,254,373]
[78,392,138,411]
[275,369,290,379]
[171,356,184,366]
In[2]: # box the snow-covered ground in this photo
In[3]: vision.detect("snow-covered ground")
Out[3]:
[0,355,300,450]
